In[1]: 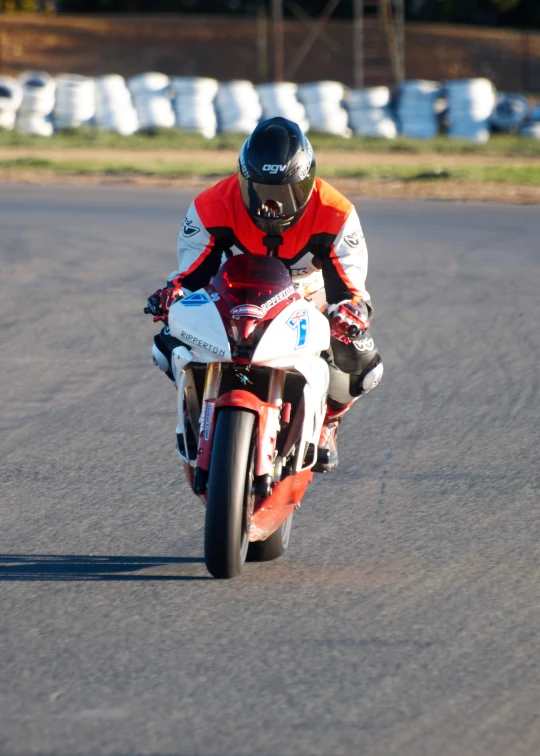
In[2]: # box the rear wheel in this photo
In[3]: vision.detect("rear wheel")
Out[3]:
[247,513,293,562]
[204,408,255,579]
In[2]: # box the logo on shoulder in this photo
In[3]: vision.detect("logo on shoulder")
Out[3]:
[182,217,200,238]
[344,230,363,248]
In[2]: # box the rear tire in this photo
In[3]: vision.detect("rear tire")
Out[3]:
[247,513,293,562]
[204,408,255,579]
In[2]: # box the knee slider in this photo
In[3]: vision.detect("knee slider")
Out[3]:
[361,361,384,393]
[350,355,383,397]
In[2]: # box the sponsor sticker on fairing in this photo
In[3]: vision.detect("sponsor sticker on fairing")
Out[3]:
[181,330,226,357]
[230,304,265,320]
[180,292,210,307]
[203,401,214,441]
[261,286,295,313]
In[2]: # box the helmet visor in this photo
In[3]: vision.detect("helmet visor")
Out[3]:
[238,172,315,223]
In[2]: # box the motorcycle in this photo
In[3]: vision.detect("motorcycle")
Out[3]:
[165,253,330,579]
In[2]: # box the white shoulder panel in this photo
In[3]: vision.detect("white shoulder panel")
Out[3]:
[168,290,232,362]
[253,300,330,367]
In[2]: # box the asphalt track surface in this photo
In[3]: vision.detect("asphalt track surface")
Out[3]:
[1,183,540,756]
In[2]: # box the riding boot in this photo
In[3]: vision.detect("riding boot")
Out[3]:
[314,398,356,473]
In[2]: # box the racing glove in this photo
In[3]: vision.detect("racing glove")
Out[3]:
[144,281,184,323]
[329,298,369,344]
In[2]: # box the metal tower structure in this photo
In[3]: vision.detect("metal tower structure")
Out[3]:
[266,0,405,88]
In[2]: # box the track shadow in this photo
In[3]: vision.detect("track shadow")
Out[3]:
[0,554,211,581]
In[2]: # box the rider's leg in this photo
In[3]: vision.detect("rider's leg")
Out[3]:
[315,330,383,472]
[152,326,182,383]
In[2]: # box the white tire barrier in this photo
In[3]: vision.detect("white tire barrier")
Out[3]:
[346,87,396,138]
[53,74,95,130]
[94,74,138,135]
[397,80,440,139]
[256,82,309,131]
[298,81,350,137]
[172,77,218,139]
[18,71,55,117]
[0,109,17,130]
[347,86,391,109]
[127,73,174,131]
[127,72,170,96]
[0,76,23,131]
[446,78,496,142]
[16,71,55,135]
[16,113,54,137]
[215,80,261,134]
[490,93,529,132]
[134,93,175,130]
[171,76,219,100]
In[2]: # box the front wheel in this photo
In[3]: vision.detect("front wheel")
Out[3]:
[247,513,293,562]
[204,408,255,579]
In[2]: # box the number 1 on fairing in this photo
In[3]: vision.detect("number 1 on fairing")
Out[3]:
[287,309,309,349]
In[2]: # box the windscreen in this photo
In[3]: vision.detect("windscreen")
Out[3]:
[212,255,296,317]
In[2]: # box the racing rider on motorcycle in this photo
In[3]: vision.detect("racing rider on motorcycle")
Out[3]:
[146,117,383,472]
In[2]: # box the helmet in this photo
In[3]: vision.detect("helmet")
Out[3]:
[238,117,316,236]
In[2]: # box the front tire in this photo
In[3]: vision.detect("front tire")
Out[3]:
[247,513,293,562]
[204,408,255,579]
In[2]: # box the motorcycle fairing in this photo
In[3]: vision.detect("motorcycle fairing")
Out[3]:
[252,299,330,367]
[168,292,232,363]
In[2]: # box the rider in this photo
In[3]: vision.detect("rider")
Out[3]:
[146,116,383,472]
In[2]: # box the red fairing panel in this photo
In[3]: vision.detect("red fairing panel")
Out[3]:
[249,470,313,542]
[215,390,280,477]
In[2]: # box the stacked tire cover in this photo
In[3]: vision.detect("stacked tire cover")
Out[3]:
[53,74,95,130]
[256,82,309,131]
[171,77,218,139]
[297,81,350,137]
[446,78,496,143]
[397,80,440,139]
[520,104,540,138]
[215,80,262,134]
[94,74,138,135]
[127,72,175,130]
[346,86,397,138]
[490,92,529,133]
[17,71,56,136]
[0,76,23,131]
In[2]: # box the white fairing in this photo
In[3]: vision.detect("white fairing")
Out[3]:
[168,287,330,471]
[168,291,232,362]
[252,300,330,366]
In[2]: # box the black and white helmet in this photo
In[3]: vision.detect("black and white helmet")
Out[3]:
[238,117,316,236]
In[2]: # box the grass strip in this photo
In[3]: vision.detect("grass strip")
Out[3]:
[1,157,539,185]
[1,128,540,157]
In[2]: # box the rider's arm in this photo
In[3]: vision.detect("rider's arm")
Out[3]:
[168,200,223,291]
[321,208,371,308]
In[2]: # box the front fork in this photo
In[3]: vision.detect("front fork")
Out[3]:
[194,365,286,496]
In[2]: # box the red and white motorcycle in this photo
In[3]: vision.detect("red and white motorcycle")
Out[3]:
[167,254,330,579]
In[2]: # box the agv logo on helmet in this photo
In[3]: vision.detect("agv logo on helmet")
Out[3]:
[262,164,287,174]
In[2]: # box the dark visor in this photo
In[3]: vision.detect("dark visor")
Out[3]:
[239,174,314,220]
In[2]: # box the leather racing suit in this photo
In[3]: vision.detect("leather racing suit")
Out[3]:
[153,174,383,407]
